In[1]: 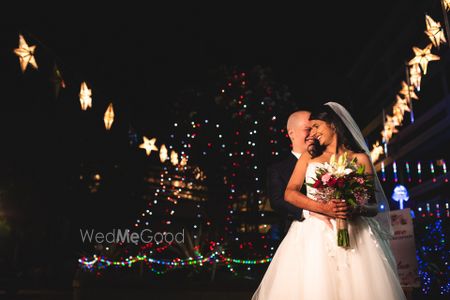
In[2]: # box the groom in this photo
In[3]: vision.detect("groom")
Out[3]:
[267,111,313,237]
[267,110,348,238]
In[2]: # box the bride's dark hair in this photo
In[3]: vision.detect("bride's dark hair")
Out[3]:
[308,105,365,158]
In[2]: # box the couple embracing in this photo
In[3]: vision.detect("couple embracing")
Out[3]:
[252,102,406,300]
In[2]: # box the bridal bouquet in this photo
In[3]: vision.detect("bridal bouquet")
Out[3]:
[306,152,374,248]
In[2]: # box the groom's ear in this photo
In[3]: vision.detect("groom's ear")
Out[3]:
[287,128,294,138]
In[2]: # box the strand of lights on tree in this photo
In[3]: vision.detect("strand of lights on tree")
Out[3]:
[415,219,449,295]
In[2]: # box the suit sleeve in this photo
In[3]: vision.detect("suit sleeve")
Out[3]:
[267,165,302,219]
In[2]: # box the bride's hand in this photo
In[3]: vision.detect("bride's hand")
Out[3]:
[322,199,351,219]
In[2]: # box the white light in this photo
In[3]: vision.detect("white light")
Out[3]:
[216,124,220,128]
[254,121,258,125]
[219,134,222,138]
[205,119,209,123]
[174,123,178,127]
[272,116,276,120]
[154,200,158,204]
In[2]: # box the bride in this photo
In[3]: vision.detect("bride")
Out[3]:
[252,102,406,300]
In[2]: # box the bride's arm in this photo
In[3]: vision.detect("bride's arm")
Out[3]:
[284,153,348,219]
[352,153,378,217]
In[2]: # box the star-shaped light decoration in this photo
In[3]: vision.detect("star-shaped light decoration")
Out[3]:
[399,81,419,103]
[14,34,38,72]
[370,141,384,163]
[387,114,401,127]
[382,115,399,142]
[393,95,411,117]
[139,137,158,156]
[425,15,447,48]
[170,150,179,166]
[408,44,440,75]
[443,0,450,12]
[103,103,114,130]
[409,64,422,91]
[79,82,92,110]
[159,144,168,162]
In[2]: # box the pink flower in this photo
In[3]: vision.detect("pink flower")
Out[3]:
[356,177,365,184]
[321,173,332,184]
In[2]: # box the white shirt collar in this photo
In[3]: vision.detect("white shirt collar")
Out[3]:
[291,151,301,159]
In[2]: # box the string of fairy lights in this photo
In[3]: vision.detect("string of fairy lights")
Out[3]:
[370,1,450,163]
[380,159,448,183]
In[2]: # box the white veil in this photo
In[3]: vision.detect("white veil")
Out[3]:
[324,102,393,240]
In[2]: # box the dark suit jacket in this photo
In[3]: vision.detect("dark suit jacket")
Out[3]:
[267,152,306,236]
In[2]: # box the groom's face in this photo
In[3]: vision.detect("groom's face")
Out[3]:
[292,118,312,153]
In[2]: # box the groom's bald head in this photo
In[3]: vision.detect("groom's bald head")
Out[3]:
[287,111,312,154]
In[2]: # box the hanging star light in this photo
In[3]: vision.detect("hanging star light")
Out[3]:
[425,15,447,48]
[159,144,168,162]
[103,103,114,130]
[170,150,179,166]
[443,0,450,12]
[409,64,422,91]
[382,116,399,142]
[394,95,411,116]
[408,44,440,75]
[14,34,38,72]
[139,137,158,156]
[399,81,419,103]
[387,114,401,127]
[79,82,92,110]
[370,141,384,163]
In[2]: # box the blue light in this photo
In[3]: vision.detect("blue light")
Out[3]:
[392,185,409,210]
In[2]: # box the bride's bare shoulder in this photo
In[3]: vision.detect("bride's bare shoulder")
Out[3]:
[351,152,370,163]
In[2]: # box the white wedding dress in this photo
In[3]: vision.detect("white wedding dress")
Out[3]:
[252,162,406,300]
